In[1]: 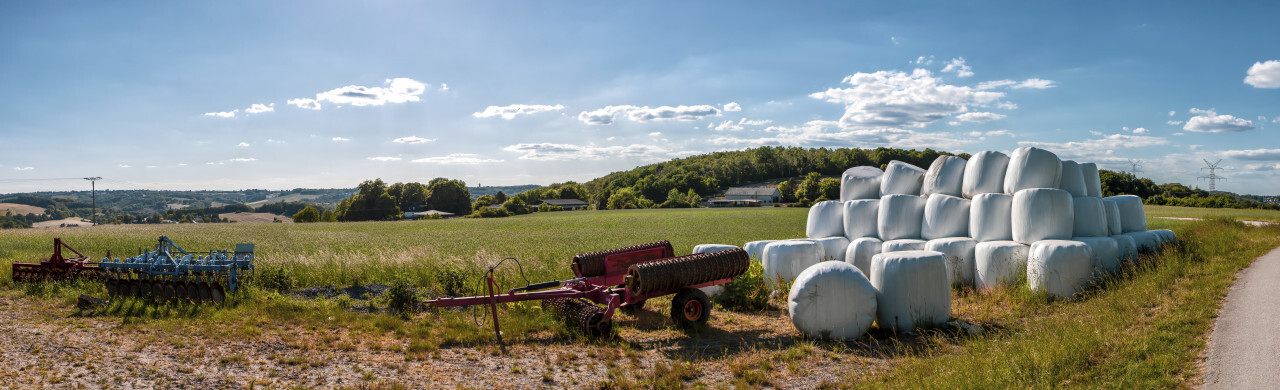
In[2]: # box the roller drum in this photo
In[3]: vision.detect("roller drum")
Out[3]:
[544,298,611,336]
[572,241,674,277]
[626,248,750,296]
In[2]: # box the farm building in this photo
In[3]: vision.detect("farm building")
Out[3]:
[530,198,590,210]
[708,199,764,207]
[404,210,457,219]
[723,187,782,205]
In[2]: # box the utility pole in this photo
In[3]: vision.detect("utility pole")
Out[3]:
[84,177,101,226]
[1199,159,1226,193]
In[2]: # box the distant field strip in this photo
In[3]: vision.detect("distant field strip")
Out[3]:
[1145,205,1280,222]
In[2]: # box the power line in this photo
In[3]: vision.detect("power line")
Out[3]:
[1199,159,1227,193]
[1126,159,1143,176]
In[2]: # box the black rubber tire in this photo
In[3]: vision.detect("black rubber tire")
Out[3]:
[620,299,646,315]
[670,288,711,328]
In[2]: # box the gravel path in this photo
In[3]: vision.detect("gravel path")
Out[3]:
[1202,245,1280,389]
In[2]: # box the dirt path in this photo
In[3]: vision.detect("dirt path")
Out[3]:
[1202,245,1280,389]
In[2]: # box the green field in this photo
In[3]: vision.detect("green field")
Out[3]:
[1145,204,1280,222]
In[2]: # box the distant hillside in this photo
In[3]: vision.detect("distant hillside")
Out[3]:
[469,185,540,200]
[0,203,46,215]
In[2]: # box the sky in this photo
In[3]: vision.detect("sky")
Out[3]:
[1,1,1278,195]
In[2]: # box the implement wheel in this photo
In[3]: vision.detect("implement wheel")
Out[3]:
[670,288,710,329]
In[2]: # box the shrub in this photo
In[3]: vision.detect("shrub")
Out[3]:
[256,266,295,292]
[714,261,771,311]
[385,276,419,317]
[433,264,472,297]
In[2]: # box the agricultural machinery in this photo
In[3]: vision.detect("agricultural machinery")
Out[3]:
[97,236,255,303]
[426,241,749,340]
[11,238,104,281]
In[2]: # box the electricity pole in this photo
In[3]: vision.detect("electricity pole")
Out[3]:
[84,177,101,226]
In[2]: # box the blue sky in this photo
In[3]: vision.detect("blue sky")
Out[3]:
[2,1,1278,194]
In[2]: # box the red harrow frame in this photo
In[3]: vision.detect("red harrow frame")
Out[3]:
[427,241,749,341]
[11,238,104,282]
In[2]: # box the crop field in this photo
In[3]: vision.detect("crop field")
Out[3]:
[2,207,1279,388]
[1145,204,1280,223]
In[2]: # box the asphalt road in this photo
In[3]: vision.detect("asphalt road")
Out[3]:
[1202,245,1280,389]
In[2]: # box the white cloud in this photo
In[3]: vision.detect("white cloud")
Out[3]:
[203,110,237,118]
[439,83,449,92]
[332,137,350,142]
[1018,133,1169,163]
[1244,60,1280,88]
[178,163,188,166]
[228,158,257,162]
[1189,145,1202,151]
[1168,110,1177,116]
[953,112,1006,123]
[577,105,638,125]
[913,55,934,65]
[1183,108,1256,133]
[392,136,434,144]
[367,157,402,162]
[809,69,1004,129]
[708,120,975,150]
[1132,127,1150,134]
[941,57,974,77]
[313,78,426,107]
[577,104,722,125]
[245,103,274,114]
[711,120,744,131]
[891,36,900,45]
[976,80,1016,90]
[287,98,321,110]
[1166,120,1184,126]
[723,102,742,112]
[411,153,505,164]
[503,143,684,162]
[13,166,33,171]
[118,164,130,168]
[1223,148,1280,161]
[738,118,772,126]
[472,104,565,119]
[648,132,662,137]
[997,101,1018,110]
[237,142,250,147]
[1089,130,1104,136]
[1012,78,1056,89]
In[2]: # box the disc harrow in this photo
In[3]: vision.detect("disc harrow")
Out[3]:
[11,238,103,282]
[97,236,254,303]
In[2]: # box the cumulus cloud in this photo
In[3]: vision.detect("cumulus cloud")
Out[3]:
[913,55,934,65]
[1012,78,1056,89]
[1183,108,1255,133]
[1169,110,1177,116]
[738,118,772,126]
[577,104,722,125]
[966,129,1014,138]
[392,136,434,144]
[228,158,257,162]
[411,153,505,164]
[1132,127,1150,134]
[288,98,321,110]
[367,157,401,162]
[1223,148,1280,161]
[723,102,742,112]
[332,137,350,142]
[708,120,975,150]
[503,143,685,162]
[711,120,744,131]
[13,166,33,171]
[809,69,1004,129]
[941,57,974,77]
[237,142,250,147]
[203,110,237,118]
[1167,120,1184,126]
[1245,60,1280,88]
[472,104,565,119]
[313,78,426,107]
[953,112,1006,123]
[245,103,274,114]
[1018,133,1169,163]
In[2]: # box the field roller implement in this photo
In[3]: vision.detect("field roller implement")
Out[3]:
[97,236,255,303]
[11,238,104,282]
[426,241,750,341]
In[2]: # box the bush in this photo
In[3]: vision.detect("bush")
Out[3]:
[714,261,772,311]
[256,266,295,292]
[385,276,419,317]
[433,264,472,297]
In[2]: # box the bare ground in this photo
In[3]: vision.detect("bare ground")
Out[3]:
[220,212,293,224]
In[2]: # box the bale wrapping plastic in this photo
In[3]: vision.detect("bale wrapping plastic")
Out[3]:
[1151,229,1177,245]
[1105,195,1147,233]
[881,160,926,196]
[1012,188,1075,244]
[1058,160,1087,197]
[975,241,1029,289]
[882,239,926,253]
[1080,163,1102,198]
[845,237,882,277]
[841,166,883,201]
[1102,200,1123,236]
[1124,231,1161,253]
[1004,147,1062,194]
[878,194,926,240]
[963,150,1010,198]
[842,200,880,240]
[970,193,1013,242]
[870,250,951,331]
[1112,234,1138,264]
[811,236,850,262]
[743,240,778,263]
[922,194,971,240]
[806,200,845,238]
[922,156,967,197]
[1072,197,1109,238]
[1028,240,1093,299]
[762,240,824,291]
[787,262,878,340]
[1073,236,1119,277]
[926,237,977,287]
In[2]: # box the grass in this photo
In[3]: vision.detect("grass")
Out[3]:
[1145,204,1280,222]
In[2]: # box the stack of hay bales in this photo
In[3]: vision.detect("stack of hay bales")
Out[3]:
[768,147,1176,339]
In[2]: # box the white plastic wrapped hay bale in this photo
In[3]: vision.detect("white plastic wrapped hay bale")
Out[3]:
[692,244,740,296]
[842,200,880,240]
[882,239,926,253]
[762,240,824,291]
[1073,236,1120,277]
[926,237,977,287]
[1102,199,1123,236]
[1151,229,1177,245]
[922,155,967,197]
[812,236,851,262]
[1012,188,1075,245]
[841,166,883,201]
[845,237,882,276]
[870,250,951,331]
[743,240,778,263]
[1028,240,1093,299]
[787,261,878,340]
[1072,197,1109,237]
[1124,231,1162,253]
[963,150,1010,198]
[1058,160,1087,197]
[1080,162,1102,198]
[975,241,1029,289]
[970,193,1013,242]
[922,194,971,240]
[878,194,926,240]
[806,200,845,238]
[1004,147,1062,194]
[881,160,926,196]
[1112,234,1138,264]
[1105,195,1147,233]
